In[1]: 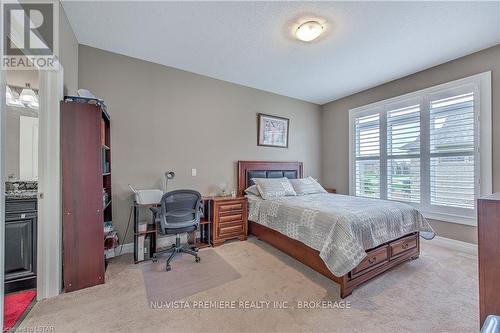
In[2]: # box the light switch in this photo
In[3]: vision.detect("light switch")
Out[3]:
[191,168,197,177]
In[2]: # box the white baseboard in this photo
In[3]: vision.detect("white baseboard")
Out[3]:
[423,236,477,255]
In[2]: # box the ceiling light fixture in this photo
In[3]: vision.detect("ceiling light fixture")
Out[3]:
[6,86,24,108]
[28,95,39,109]
[6,84,39,109]
[295,20,324,42]
[6,85,13,102]
[20,83,37,104]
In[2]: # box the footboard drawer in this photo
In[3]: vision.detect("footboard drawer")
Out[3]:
[351,245,389,278]
[390,234,417,258]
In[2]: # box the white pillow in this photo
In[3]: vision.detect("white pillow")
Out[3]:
[252,177,297,200]
[289,177,327,195]
[244,185,261,197]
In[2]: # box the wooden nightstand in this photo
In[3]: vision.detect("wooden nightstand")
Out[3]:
[209,196,248,247]
[324,188,337,193]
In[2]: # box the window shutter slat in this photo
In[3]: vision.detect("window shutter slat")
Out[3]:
[355,113,380,198]
[387,104,420,203]
[430,92,475,209]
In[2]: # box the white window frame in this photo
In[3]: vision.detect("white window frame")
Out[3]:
[349,72,492,226]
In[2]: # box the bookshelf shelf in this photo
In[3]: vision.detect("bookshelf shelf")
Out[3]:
[100,107,113,260]
[134,225,157,236]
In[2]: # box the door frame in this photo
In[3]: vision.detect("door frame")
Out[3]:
[0,67,64,306]
[37,68,64,300]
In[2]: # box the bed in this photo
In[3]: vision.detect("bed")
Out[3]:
[238,160,435,298]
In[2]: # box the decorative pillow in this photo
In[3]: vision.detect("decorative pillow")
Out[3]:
[244,185,261,197]
[252,177,297,200]
[289,177,327,195]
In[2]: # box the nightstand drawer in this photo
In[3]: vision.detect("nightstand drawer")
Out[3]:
[219,212,244,224]
[219,202,244,212]
[218,222,244,236]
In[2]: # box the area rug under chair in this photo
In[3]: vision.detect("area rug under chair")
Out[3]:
[142,249,241,302]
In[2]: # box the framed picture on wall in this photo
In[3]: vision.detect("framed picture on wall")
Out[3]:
[257,113,289,148]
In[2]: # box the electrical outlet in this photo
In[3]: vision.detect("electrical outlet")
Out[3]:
[191,168,197,177]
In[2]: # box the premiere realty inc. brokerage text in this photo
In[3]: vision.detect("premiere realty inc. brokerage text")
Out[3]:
[150,300,352,310]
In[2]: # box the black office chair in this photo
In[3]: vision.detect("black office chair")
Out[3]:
[152,190,201,271]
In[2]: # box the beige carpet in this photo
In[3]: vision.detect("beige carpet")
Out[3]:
[142,249,241,301]
[19,237,478,332]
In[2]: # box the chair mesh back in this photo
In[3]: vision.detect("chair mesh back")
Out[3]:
[160,190,201,230]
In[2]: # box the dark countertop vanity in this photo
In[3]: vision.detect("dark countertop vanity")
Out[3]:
[5,181,38,293]
[5,180,37,200]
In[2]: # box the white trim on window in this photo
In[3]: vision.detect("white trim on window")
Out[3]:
[349,71,492,226]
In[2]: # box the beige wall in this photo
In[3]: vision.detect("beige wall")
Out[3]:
[5,70,39,90]
[78,45,322,243]
[58,2,78,95]
[321,44,500,244]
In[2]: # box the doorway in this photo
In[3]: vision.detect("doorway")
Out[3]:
[3,69,40,331]
[1,64,64,331]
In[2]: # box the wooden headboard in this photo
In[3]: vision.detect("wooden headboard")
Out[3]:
[237,161,303,196]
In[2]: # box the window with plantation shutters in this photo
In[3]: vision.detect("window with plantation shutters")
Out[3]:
[349,72,492,225]
[354,113,380,198]
[387,103,421,203]
[429,92,475,210]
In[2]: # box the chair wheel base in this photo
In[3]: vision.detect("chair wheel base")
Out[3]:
[166,265,172,272]
[195,257,201,263]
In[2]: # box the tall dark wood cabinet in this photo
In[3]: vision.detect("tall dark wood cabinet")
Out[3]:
[478,193,500,326]
[61,99,111,292]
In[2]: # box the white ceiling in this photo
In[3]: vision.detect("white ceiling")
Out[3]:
[62,1,500,105]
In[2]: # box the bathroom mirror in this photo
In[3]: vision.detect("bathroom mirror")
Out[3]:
[5,84,39,181]
[6,102,39,181]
